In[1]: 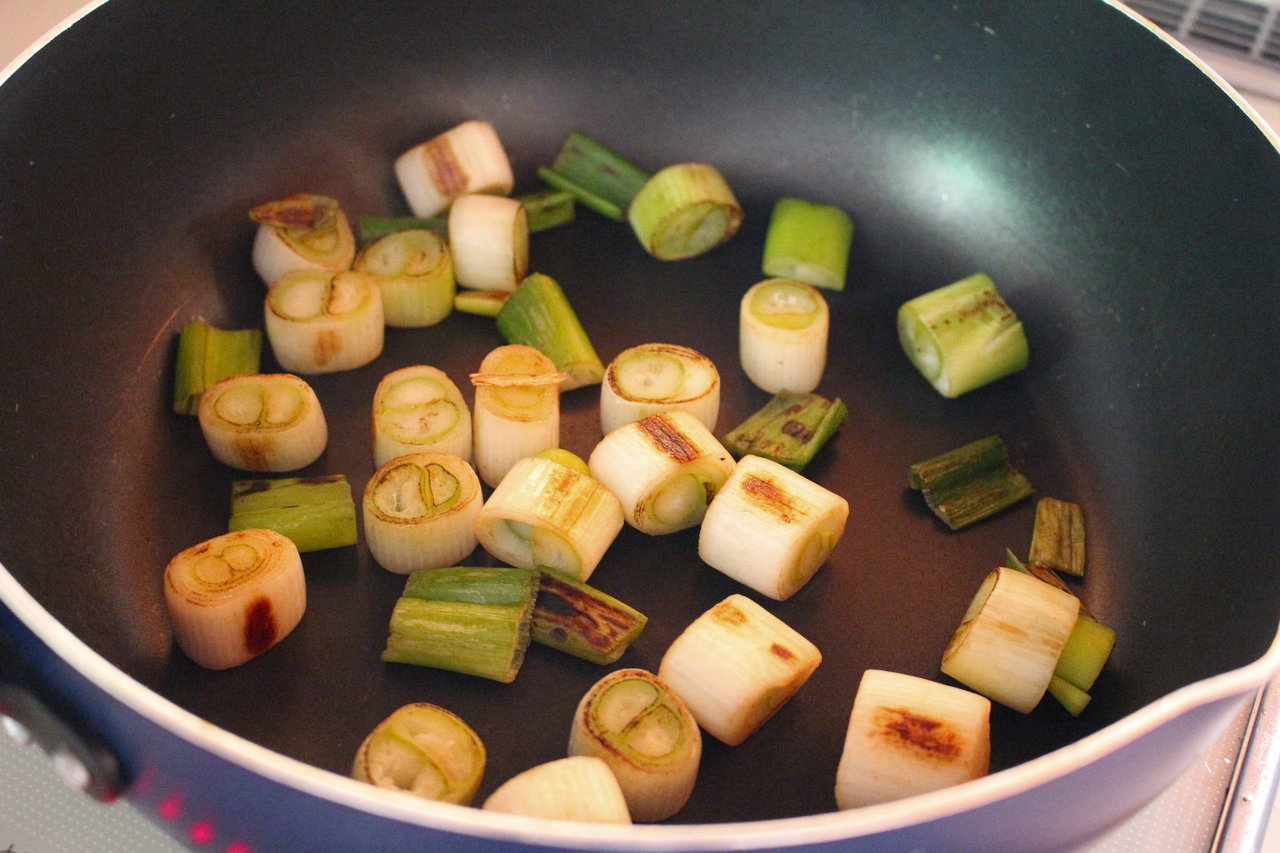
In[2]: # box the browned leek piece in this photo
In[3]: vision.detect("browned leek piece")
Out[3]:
[908,435,1033,530]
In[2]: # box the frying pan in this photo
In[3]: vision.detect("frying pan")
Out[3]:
[2,0,1279,850]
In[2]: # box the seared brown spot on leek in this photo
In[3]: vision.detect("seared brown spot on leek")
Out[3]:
[722,390,847,473]
[531,572,647,664]
[394,120,514,218]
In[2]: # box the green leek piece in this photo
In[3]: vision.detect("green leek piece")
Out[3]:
[382,567,538,683]
[1047,674,1091,717]
[722,390,848,472]
[519,187,576,232]
[1054,614,1116,693]
[358,215,447,244]
[536,131,651,221]
[1029,497,1086,577]
[909,436,1032,529]
[454,288,510,317]
[531,571,648,664]
[495,272,605,391]
[228,474,357,552]
[897,273,1028,398]
[628,163,744,260]
[172,321,263,415]
[909,435,1009,491]
[761,197,854,291]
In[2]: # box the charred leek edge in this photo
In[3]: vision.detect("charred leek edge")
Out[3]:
[381,596,533,683]
[1046,675,1091,717]
[761,197,854,291]
[519,187,577,232]
[567,668,700,822]
[394,119,514,218]
[197,373,328,472]
[473,455,625,583]
[698,455,849,601]
[531,571,648,664]
[228,474,356,553]
[658,593,822,746]
[940,567,1080,714]
[1028,497,1086,577]
[833,669,991,809]
[264,269,385,374]
[628,163,744,261]
[722,390,848,473]
[353,228,455,328]
[163,528,306,670]
[470,345,564,488]
[352,702,486,806]
[897,272,1029,398]
[454,288,510,317]
[496,272,605,392]
[909,436,1032,530]
[172,321,263,415]
[447,194,529,292]
[401,566,540,607]
[249,193,356,287]
[372,365,472,466]
[482,756,632,824]
[588,410,736,535]
[537,131,651,222]
[600,343,721,435]
[358,215,448,244]
[739,278,830,394]
[363,453,482,574]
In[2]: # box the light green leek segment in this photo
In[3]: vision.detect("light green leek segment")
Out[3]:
[495,273,605,391]
[1029,497,1086,577]
[761,197,854,291]
[909,436,1032,530]
[722,390,848,472]
[531,571,647,664]
[228,474,357,553]
[1047,675,1091,717]
[454,288,510,317]
[628,163,744,261]
[536,131,651,221]
[172,321,263,415]
[401,565,540,606]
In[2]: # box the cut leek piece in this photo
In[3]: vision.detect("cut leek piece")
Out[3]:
[761,197,854,291]
[357,215,447,244]
[381,567,537,683]
[473,455,624,583]
[1028,497,1086,577]
[536,131,651,221]
[600,343,720,435]
[1046,675,1091,717]
[353,228,454,328]
[482,756,632,824]
[249,193,356,288]
[722,390,847,473]
[163,528,306,670]
[363,453,482,574]
[264,269,384,374]
[897,272,1028,398]
[401,565,540,606]
[448,193,529,292]
[628,163,743,260]
[454,288,510,317]
[352,703,485,806]
[908,435,1033,530]
[567,668,700,822]
[588,410,736,535]
[197,373,328,472]
[535,447,590,475]
[519,187,577,232]
[1002,548,1084,612]
[172,320,263,415]
[470,344,565,487]
[941,566,1080,714]
[834,670,990,809]
[658,593,822,746]
[909,435,1011,492]
[394,119,515,218]
[532,571,647,664]
[697,455,849,601]
[372,365,472,466]
[738,277,830,394]
[1055,613,1116,694]
[228,474,356,553]
[496,272,605,391]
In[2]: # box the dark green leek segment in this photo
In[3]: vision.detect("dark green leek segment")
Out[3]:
[722,390,848,472]
[519,187,577,232]
[172,321,263,415]
[1029,497,1086,577]
[531,571,647,664]
[228,474,357,552]
[401,566,539,607]
[536,131,651,221]
[909,436,1032,530]
[909,435,1010,492]
[496,273,604,391]
[358,215,448,244]
[761,197,854,291]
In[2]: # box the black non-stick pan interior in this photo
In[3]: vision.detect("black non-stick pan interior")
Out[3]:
[2,0,1279,823]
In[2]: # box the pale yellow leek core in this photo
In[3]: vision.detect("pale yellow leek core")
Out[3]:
[197,373,328,472]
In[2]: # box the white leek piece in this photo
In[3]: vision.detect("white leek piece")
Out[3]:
[834,670,991,809]
[588,410,735,535]
[739,277,830,394]
[658,593,821,746]
[697,455,849,601]
[941,566,1080,714]
[264,269,384,374]
[363,453,482,574]
[628,163,743,260]
[352,702,486,806]
[448,193,529,292]
[163,528,306,670]
[198,373,328,472]
[482,756,632,824]
[568,668,701,822]
[600,343,720,435]
[475,455,624,583]
[372,365,472,466]
[248,193,356,287]
[353,228,455,328]
[470,344,565,487]
[394,119,515,218]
